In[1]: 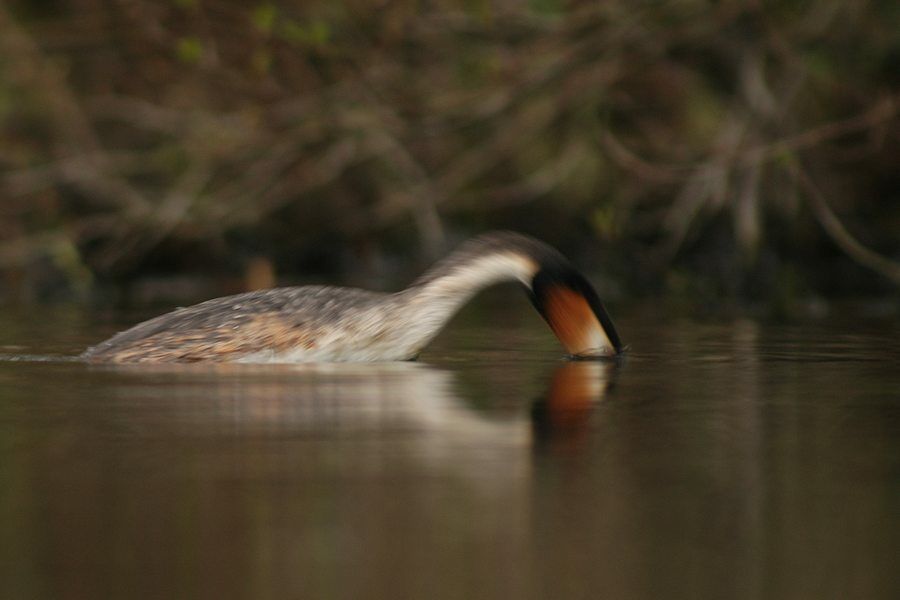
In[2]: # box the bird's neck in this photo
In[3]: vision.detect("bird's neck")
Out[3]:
[392,251,539,356]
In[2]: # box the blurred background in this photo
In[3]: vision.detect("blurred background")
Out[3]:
[1,0,898,309]
[2,5,900,598]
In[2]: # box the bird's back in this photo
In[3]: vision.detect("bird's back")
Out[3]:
[81,286,390,363]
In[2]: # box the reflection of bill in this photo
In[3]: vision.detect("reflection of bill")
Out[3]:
[532,362,615,452]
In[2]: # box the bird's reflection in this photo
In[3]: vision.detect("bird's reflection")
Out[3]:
[40,360,616,596]
[101,359,614,457]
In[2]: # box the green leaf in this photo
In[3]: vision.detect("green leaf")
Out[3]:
[280,19,331,47]
[252,4,277,34]
[176,37,203,64]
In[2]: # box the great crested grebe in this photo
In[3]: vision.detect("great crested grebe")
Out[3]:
[81,231,622,363]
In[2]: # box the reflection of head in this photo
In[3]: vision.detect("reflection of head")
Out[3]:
[531,362,614,451]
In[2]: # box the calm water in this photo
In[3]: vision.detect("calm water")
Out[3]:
[1,296,899,599]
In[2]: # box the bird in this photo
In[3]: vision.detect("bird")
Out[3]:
[81,231,622,363]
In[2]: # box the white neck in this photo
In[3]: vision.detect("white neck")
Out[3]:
[392,252,539,356]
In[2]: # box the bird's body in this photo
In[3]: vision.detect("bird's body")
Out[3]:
[82,232,622,363]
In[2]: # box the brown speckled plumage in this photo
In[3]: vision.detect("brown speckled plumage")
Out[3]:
[81,231,621,363]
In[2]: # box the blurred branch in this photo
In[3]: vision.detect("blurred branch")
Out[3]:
[743,95,898,165]
[792,164,900,286]
[1,0,897,295]
[0,4,150,215]
[599,131,686,184]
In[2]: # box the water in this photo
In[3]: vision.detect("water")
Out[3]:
[1,296,899,599]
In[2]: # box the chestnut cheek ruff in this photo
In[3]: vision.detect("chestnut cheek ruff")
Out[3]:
[543,288,611,356]
[531,270,622,357]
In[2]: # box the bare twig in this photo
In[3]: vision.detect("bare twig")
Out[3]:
[0,4,150,215]
[792,164,900,286]
[742,95,898,165]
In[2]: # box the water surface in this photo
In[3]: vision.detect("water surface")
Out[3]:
[1,298,898,599]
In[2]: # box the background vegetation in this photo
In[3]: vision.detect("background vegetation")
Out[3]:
[1,0,898,307]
